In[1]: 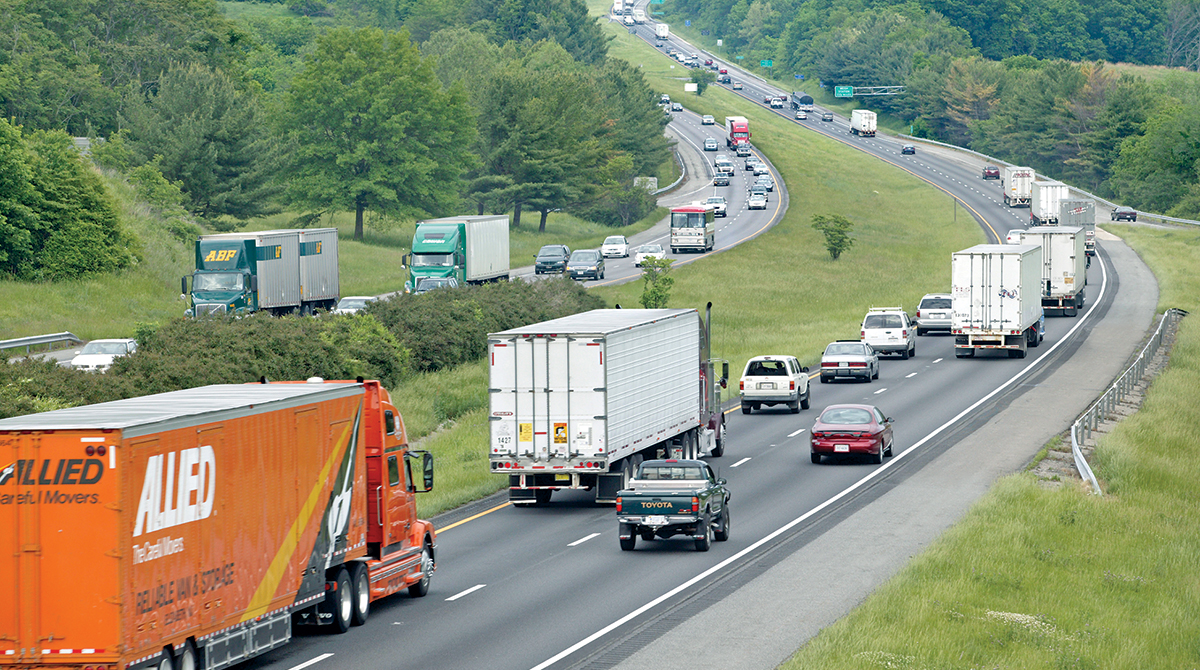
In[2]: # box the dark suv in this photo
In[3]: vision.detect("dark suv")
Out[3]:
[534,244,570,274]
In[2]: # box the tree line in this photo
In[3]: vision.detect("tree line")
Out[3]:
[0,0,671,280]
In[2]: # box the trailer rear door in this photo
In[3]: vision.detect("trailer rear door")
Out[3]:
[0,431,120,663]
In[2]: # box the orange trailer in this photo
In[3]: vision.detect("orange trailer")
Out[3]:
[0,378,435,670]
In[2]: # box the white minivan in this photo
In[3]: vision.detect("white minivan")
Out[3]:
[860,307,916,359]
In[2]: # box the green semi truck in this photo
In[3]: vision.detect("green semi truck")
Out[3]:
[182,229,339,316]
[404,215,510,293]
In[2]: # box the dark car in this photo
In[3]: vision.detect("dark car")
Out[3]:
[810,404,894,464]
[566,249,605,281]
[718,74,731,84]
[534,244,570,274]
[412,277,460,295]
[671,102,683,112]
[821,112,834,122]
[901,144,916,155]
[982,165,1001,180]
[1112,206,1138,221]
[655,40,664,47]
[713,173,730,186]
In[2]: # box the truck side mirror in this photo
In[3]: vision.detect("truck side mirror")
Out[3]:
[180,276,188,295]
[250,275,258,292]
[401,253,409,268]
[406,450,434,492]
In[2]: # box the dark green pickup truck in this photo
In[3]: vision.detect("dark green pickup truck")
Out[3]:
[616,459,730,551]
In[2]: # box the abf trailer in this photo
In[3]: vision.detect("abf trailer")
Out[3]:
[0,379,435,670]
[1018,226,1088,316]
[488,306,729,506]
[952,244,1045,358]
[1002,167,1035,207]
[1030,180,1071,226]
[850,109,877,137]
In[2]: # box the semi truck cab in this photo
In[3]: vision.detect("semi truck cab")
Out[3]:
[184,238,257,316]
[405,223,463,291]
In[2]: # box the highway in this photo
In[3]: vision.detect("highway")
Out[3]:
[237,10,1159,670]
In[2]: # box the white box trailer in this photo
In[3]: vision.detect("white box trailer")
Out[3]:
[633,9,646,23]
[1018,226,1087,316]
[656,23,669,39]
[298,228,340,309]
[850,109,877,137]
[1030,180,1070,226]
[1003,166,1035,207]
[952,244,1045,358]
[488,308,728,505]
[1061,199,1096,257]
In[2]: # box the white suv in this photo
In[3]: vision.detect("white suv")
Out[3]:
[739,355,811,414]
[860,307,916,359]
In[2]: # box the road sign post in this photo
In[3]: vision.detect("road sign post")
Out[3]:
[834,85,854,98]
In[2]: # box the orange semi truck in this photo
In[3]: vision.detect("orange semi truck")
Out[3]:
[0,378,436,670]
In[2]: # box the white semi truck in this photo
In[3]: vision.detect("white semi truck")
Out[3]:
[1017,226,1088,316]
[488,307,729,505]
[633,9,646,23]
[952,244,1045,358]
[850,109,877,137]
[656,23,669,39]
[1030,180,1071,226]
[1060,199,1096,258]
[1003,166,1035,207]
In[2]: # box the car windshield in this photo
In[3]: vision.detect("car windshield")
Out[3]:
[820,408,873,425]
[864,314,903,329]
[337,298,372,310]
[81,342,130,355]
[747,360,787,376]
[604,237,624,245]
[537,247,565,258]
[825,343,865,356]
[707,198,725,204]
[193,272,243,291]
[569,251,599,262]
[411,253,454,267]
[920,298,952,309]
[637,465,705,480]
[638,245,663,254]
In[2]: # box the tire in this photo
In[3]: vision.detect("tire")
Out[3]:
[620,523,636,551]
[177,643,197,670]
[156,649,175,670]
[534,489,552,505]
[820,375,829,383]
[325,568,353,634]
[872,365,879,380]
[408,543,433,598]
[710,423,726,457]
[885,438,893,457]
[800,390,810,410]
[871,445,884,465]
[741,402,751,414]
[620,459,635,491]
[694,514,713,552]
[349,562,370,626]
[910,342,916,358]
[810,452,820,464]
[916,328,925,336]
[789,401,800,414]
[714,505,731,542]
[901,347,910,360]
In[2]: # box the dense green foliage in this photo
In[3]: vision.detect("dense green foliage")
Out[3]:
[811,213,854,260]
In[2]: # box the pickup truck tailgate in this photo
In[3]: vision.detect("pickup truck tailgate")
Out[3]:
[622,495,693,516]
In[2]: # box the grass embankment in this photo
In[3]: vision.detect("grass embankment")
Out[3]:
[778,223,1200,668]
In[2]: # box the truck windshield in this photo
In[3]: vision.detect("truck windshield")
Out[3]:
[193,273,244,291]
[412,253,454,267]
[671,213,705,228]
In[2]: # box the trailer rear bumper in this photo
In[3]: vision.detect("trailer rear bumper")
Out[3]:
[954,333,1026,350]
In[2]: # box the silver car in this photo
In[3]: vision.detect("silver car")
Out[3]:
[748,193,767,210]
[819,340,879,383]
[915,293,953,335]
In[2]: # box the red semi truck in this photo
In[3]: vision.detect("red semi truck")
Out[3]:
[725,115,750,148]
[0,378,435,670]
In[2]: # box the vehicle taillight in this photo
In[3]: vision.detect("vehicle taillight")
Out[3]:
[691,497,699,513]
[739,381,744,391]
[84,445,107,457]
[821,362,836,367]
[861,330,866,339]
[848,362,866,368]
[616,497,622,512]
[916,310,921,317]
[901,330,908,337]
[789,380,795,390]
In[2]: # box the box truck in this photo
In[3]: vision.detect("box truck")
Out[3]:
[656,23,669,39]
[1017,226,1087,316]
[1002,167,1035,207]
[850,109,877,137]
[0,379,435,670]
[488,306,729,505]
[725,115,750,148]
[633,9,646,23]
[612,0,623,14]
[952,244,1046,358]
[1030,180,1071,226]
[404,215,509,293]
[183,229,339,317]
[1060,199,1096,257]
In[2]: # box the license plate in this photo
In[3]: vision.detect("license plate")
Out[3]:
[834,444,850,453]
[555,474,570,482]
[838,361,848,367]
[645,515,668,526]
[757,382,775,389]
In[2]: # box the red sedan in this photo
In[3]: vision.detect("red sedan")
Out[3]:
[810,404,894,464]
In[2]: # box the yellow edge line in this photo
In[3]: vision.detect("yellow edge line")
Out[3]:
[438,501,511,532]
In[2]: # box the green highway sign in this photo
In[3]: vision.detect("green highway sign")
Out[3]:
[760,60,773,67]
[736,55,744,59]
[834,85,854,98]
[652,10,664,13]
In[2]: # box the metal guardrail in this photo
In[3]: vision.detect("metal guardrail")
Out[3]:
[898,134,1200,228]
[1070,308,1188,495]
[1,332,84,355]
[651,148,687,195]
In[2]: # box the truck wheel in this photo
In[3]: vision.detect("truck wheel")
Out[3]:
[789,401,800,414]
[800,390,810,410]
[349,562,370,626]
[534,489,552,505]
[324,567,353,634]
[900,346,910,360]
[408,543,434,598]
[710,424,726,457]
[620,524,637,551]
[694,515,713,552]
[714,505,731,542]
[177,643,198,670]
[156,649,175,670]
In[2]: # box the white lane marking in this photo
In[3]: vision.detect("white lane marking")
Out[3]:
[446,584,486,601]
[873,388,888,394]
[787,427,807,438]
[288,654,334,670]
[731,457,752,468]
[932,358,943,363]
[905,372,918,378]
[531,256,1111,670]
[569,533,601,547]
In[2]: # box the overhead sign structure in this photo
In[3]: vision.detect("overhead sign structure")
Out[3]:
[834,85,854,98]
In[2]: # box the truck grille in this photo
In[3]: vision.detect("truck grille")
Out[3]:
[196,303,228,316]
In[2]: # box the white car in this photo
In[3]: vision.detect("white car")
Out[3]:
[701,115,715,125]
[861,307,916,359]
[333,296,378,314]
[739,355,810,413]
[748,193,767,210]
[795,110,808,120]
[753,163,770,176]
[705,196,728,217]
[634,243,665,266]
[770,98,784,109]
[703,138,718,151]
[1005,229,1024,244]
[601,235,630,258]
[70,338,137,372]
[914,293,953,335]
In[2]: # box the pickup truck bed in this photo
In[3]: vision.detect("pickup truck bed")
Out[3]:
[616,459,730,551]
